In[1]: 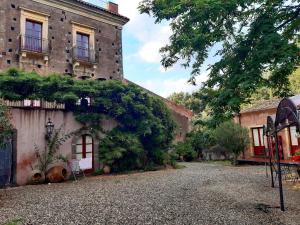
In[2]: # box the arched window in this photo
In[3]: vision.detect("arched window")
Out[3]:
[75,135,93,160]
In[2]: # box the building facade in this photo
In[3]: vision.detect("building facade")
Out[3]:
[0,0,128,80]
[235,96,300,162]
[0,0,193,186]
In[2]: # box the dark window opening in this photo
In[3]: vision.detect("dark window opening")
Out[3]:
[24,20,42,52]
[76,32,89,60]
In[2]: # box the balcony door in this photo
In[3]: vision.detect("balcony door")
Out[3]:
[25,20,42,52]
[76,32,89,60]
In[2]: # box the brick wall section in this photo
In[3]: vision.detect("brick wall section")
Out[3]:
[0,0,128,80]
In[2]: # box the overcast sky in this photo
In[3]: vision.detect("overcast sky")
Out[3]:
[86,0,211,97]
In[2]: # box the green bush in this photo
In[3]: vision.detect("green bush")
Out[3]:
[214,121,250,165]
[186,129,215,158]
[175,141,197,161]
[99,129,145,172]
[0,102,13,147]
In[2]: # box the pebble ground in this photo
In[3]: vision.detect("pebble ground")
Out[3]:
[0,162,299,225]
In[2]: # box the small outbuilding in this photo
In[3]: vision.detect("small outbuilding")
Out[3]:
[234,95,300,162]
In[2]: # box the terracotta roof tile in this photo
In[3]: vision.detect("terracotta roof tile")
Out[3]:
[241,94,300,114]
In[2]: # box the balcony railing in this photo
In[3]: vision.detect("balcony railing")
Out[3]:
[19,35,49,54]
[72,46,96,64]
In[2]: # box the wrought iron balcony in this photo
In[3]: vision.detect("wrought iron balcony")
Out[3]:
[72,46,96,64]
[19,35,49,54]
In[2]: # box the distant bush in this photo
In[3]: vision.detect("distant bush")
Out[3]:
[174,141,197,161]
[214,121,250,165]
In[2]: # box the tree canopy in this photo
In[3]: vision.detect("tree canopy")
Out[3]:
[139,0,300,126]
[167,92,203,114]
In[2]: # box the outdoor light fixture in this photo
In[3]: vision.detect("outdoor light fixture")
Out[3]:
[45,118,54,140]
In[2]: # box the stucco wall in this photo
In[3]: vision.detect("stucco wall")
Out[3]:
[11,108,117,185]
[170,110,192,143]
[236,108,292,160]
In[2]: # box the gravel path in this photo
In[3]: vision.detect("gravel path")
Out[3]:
[0,163,299,225]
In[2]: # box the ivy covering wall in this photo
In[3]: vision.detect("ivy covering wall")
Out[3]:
[0,101,13,147]
[0,69,176,170]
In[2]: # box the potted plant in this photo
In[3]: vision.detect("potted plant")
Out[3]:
[291,149,300,162]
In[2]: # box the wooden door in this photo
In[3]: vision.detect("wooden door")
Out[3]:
[252,127,265,156]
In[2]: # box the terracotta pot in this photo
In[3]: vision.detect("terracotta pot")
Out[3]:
[292,155,300,162]
[46,166,68,183]
[103,165,111,174]
[29,170,45,184]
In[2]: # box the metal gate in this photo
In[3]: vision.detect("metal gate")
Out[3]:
[0,140,12,187]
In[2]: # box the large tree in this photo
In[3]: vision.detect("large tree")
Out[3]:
[139,0,300,126]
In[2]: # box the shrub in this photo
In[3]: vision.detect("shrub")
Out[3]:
[214,121,250,165]
[186,129,215,158]
[207,145,230,160]
[0,101,13,147]
[99,129,145,172]
[34,126,73,174]
[175,141,197,161]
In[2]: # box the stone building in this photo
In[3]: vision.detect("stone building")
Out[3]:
[0,0,193,186]
[0,0,128,80]
[234,95,300,162]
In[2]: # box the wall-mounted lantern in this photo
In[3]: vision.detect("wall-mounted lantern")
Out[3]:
[45,118,54,140]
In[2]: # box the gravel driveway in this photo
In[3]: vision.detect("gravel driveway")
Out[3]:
[0,163,299,225]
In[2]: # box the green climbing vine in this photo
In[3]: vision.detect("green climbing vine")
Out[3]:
[0,68,176,169]
[0,101,13,147]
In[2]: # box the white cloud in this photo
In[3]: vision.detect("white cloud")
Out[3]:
[115,0,172,64]
[136,72,209,97]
